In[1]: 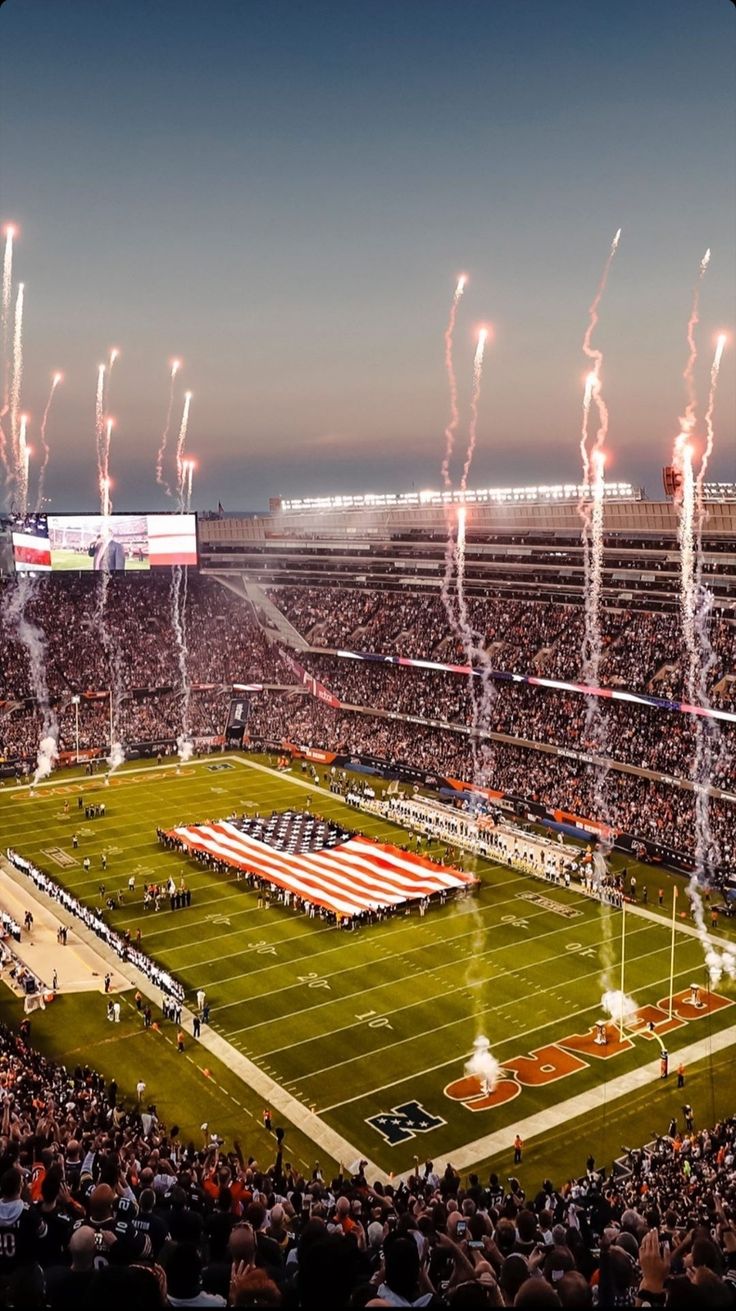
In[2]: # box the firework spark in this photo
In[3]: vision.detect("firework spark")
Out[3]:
[36,371,62,509]
[156,358,181,493]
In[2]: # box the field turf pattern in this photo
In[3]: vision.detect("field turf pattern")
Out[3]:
[1,753,734,1177]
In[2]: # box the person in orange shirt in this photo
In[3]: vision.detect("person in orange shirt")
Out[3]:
[177,1029,185,1052]
[513,1134,523,1164]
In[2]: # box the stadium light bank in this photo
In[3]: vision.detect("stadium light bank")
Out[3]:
[273,482,642,514]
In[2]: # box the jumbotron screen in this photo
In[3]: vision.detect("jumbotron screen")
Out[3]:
[10,513,198,572]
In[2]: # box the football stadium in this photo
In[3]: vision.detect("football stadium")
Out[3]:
[1,482,735,1305]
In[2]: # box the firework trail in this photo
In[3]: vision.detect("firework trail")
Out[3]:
[671,262,735,985]
[438,326,493,787]
[441,276,467,490]
[94,362,106,492]
[156,358,181,493]
[580,228,620,486]
[460,327,488,493]
[439,280,468,671]
[681,249,711,440]
[174,390,192,504]
[36,372,62,509]
[0,225,15,474]
[172,456,195,763]
[104,346,119,417]
[17,413,30,515]
[2,575,59,785]
[8,281,25,489]
[697,334,727,522]
[577,231,621,994]
[91,406,124,775]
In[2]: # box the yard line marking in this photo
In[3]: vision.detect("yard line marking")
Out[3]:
[268,924,674,1076]
[203,892,594,1006]
[228,918,657,1041]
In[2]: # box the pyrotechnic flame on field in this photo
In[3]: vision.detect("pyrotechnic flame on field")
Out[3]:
[36,371,62,509]
[175,390,192,505]
[0,224,15,475]
[441,275,467,490]
[156,357,181,493]
[464,1035,501,1094]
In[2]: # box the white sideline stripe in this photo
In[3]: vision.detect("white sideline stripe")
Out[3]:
[429,1021,736,1177]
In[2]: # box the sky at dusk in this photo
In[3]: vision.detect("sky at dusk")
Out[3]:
[1,0,734,511]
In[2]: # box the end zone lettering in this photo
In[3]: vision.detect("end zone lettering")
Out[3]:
[444,988,734,1114]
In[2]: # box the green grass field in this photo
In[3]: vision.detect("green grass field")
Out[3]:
[1,752,734,1181]
[49,550,149,571]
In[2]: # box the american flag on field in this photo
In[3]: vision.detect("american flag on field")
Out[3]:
[167,813,475,918]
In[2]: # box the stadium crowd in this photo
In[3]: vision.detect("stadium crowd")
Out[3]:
[246,693,736,868]
[0,1014,735,1307]
[268,587,736,703]
[1,576,734,868]
[298,657,736,790]
[0,575,282,700]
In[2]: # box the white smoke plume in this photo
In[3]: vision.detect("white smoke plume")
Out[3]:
[465,1035,501,1092]
[2,575,59,786]
[601,989,638,1027]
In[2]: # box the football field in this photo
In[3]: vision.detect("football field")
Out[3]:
[1,752,734,1176]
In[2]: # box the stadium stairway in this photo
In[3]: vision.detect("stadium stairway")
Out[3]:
[240,580,311,651]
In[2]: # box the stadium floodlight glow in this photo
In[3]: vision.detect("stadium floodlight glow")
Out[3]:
[275,482,642,513]
[702,482,736,500]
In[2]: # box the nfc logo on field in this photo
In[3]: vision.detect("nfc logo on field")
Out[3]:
[366,1100,446,1146]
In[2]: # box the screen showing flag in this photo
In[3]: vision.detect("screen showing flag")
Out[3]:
[10,514,52,572]
[9,512,199,572]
